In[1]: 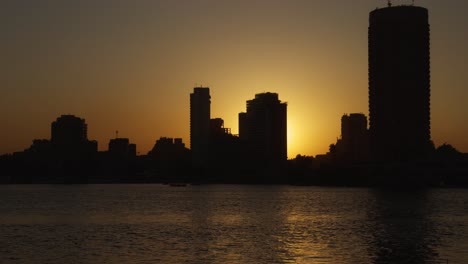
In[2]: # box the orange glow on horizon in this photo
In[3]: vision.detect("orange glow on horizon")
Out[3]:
[1,1,468,156]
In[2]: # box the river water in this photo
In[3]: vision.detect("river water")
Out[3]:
[0,184,467,263]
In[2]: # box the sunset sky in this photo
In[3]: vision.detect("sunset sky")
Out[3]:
[1,0,467,158]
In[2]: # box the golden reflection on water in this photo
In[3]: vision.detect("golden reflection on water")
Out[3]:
[0,185,466,263]
[274,191,367,264]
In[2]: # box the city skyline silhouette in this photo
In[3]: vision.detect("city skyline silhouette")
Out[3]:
[1,1,467,158]
[2,3,468,264]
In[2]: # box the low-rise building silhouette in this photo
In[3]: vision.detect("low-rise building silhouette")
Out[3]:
[52,115,87,144]
[210,118,231,137]
[51,115,97,156]
[335,113,369,162]
[149,137,188,158]
[147,137,191,182]
[108,138,136,158]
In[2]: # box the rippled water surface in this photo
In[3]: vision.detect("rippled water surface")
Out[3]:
[1,185,467,263]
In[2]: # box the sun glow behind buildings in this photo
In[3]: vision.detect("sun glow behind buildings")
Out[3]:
[287,116,300,159]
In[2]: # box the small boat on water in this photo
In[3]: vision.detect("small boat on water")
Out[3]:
[169,183,188,187]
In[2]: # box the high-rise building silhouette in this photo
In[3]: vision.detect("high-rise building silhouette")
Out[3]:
[239,92,287,163]
[368,5,432,162]
[190,87,211,166]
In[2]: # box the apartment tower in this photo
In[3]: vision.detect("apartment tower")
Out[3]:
[368,5,432,161]
[190,87,211,166]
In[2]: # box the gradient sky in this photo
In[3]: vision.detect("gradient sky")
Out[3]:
[1,0,467,158]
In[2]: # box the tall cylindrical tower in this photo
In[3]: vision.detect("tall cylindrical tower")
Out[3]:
[368,5,432,162]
